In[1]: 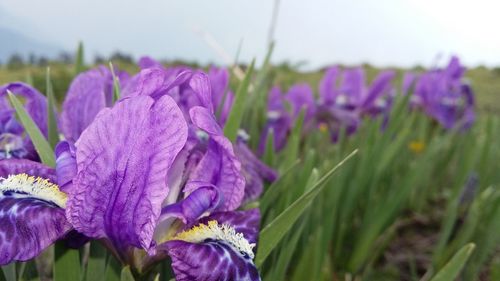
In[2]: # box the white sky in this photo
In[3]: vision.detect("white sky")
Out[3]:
[1,0,500,68]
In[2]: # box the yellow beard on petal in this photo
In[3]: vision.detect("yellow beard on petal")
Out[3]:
[172,220,256,259]
[0,173,67,208]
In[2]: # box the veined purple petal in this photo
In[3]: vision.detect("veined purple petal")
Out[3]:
[166,240,261,281]
[0,171,70,264]
[60,68,114,143]
[67,95,188,253]
[189,106,245,211]
[0,159,55,182]
[164,211,261,281]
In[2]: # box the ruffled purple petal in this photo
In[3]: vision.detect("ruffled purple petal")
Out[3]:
[0,159,55,182]
[122,68,192,100]
[165,240,261,281]
[66,95,188,252]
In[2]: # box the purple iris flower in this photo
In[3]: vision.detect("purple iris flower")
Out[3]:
[0,69,262,280]
[0,83,49,161]
[258,84,317,154]
[132,59,277,205]
[404,56,475,129]
[317,66,395,140]
[60,65,130,143]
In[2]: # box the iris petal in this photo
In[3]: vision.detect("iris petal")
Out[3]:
[0,173,70,265]
[188,106,245,211]
[66,95,188,253]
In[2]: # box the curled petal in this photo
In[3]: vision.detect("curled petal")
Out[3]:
[55,141,77,192]
[67,95,188,252]
[161,184,221,224]
[189,107,245,211]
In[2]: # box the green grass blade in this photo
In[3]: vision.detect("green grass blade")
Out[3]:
[104,256,121,281]
[429,243,475,281]
[45,67,59,148]
[109,62,121,103]
[120,266,134,281]
[53,243,81,281]
[7,91,55,167]
[75,41,85,76]
[85,242,108,281]
[0,264,15,281]
[223,59,255,142]
[255,149,358,267]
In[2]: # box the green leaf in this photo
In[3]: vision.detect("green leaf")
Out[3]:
[53,243,81,281]
[46,67,59,148]
[104,256,121,281]
[7,91,55,167]
[0,264,15,281]
[120,266,135,281]
[85,242,108,281]
[255,149,358,268]
[109,62,121,103]
[223,59,255,142]
[429,243,475,281]
[75,41,85,76]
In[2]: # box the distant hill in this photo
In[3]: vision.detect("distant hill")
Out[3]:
[0,27,62,63]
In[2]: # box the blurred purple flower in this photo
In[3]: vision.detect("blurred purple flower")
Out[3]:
[404,56,475,130]
[0,83,49,161]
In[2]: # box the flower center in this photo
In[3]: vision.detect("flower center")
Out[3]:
[172,220,256,259]
[0,173,67,208]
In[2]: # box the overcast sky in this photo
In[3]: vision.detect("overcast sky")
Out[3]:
[1,0,500,68]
